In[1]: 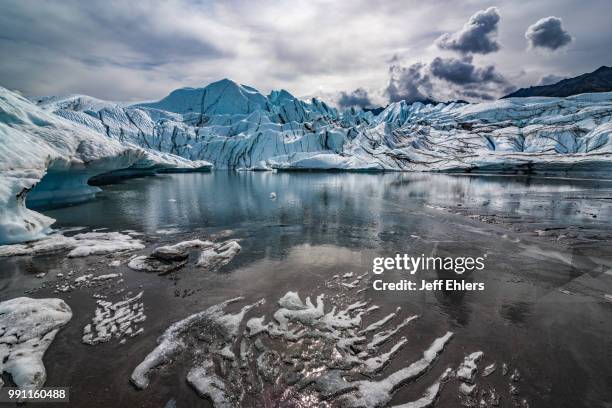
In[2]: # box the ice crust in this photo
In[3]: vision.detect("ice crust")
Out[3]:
[82,291,145,345]
[0,297,72,389]
[130,271,457,407]
[0,231,144,257]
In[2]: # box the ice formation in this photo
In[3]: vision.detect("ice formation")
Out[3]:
[3,80,612,244]
[130,272,458,407]
[0,231,144,257]
[0,87,211,245]
[82,291,145,345]
[0,297,72,389]
[196,240,241,268]
[456,351,484,383]
[127,238,238,274]
[127,238,212,274]
[33,79,612,176]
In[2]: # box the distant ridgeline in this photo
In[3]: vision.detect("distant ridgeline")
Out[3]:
[503,66,612,98]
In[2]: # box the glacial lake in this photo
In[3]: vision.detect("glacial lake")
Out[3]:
[2,172,612,407]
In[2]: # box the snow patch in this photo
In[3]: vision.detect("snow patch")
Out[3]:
[82,291,145,345]
[0,297,72,389]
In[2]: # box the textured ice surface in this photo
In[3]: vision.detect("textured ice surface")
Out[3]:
[0,231,144,258]
[36,80,612,176]
[0,87,211,245]
[456,351,484,383]
[196,240,241,269]
[391,368,452,408]
[127,238,233,274]
[130,272,458,407]
[0,297,72,389]
[82,291,145,345]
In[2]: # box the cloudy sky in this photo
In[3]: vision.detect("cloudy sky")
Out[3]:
[0,0,610,107]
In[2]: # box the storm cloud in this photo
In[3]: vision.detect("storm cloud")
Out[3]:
[385,63,434,103]
[525,16,573,50]
[337,88,373,109]
[384,56,514,103]
[436,7,501,55]
[430,56,506,85]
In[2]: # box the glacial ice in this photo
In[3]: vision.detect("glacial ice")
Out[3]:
[130,271,458,407]
[82,291,145,345]
[3,80,612,245]
[35,79,612,177]
[0,231,144,257]
[0,87,211,245]
[0,297,72,389]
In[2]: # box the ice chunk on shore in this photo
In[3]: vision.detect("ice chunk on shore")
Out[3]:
[128,239,215,274]
[0,297,72,389]
[196,240,241,269]
[456,351,484,383]
[0,231,144,258]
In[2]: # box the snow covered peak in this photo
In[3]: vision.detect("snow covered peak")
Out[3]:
[35,94,121,112]
[268,89,297,105]
[134,78,269,115]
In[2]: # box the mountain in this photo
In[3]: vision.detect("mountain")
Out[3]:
[503,66,612,98]
[135,79,269,115]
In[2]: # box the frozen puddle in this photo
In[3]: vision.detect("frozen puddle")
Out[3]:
[130,270,522,408]
[0,231,144,258]
[0,297,72,389]
[82,291,145,345]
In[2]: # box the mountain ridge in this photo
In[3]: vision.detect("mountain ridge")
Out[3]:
[503,66,612,98]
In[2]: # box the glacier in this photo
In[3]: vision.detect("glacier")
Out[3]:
[40,78,612,173]
[2,78,612,244]
[0,88,211,245]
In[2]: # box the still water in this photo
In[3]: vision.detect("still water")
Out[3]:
[2,172,612,407]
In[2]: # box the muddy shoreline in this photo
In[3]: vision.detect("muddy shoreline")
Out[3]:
[0,172,611,407]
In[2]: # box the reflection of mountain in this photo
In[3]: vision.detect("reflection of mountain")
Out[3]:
[504,66,612,98]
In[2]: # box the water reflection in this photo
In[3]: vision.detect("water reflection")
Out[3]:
[39,172,612,242]
[8,171,612,407]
